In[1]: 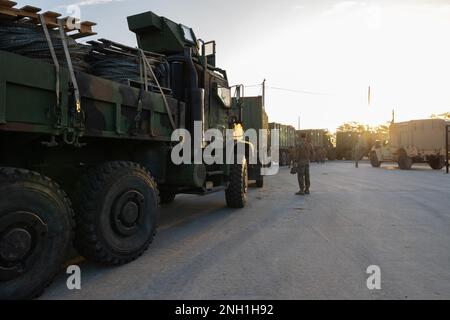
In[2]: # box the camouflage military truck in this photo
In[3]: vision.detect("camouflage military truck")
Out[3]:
[370,119,449,170]
[297,129,336,162]
[0,5,253,299]
[234,96,268,188]
[269,123,295,166]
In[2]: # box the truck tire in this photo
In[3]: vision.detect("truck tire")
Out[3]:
[0,168,73,300]
[281,152,287,166]
[429,156,445,170]
[225,157,248,208]
[160,192,176,204]
[370,151,381,168]
[398,150,413,170]
[327,149,337,161]
[256,178,264,188]
[74,162,159,265]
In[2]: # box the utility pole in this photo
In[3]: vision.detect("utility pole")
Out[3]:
[368,86,371,107]
[298,115,301,130]
[262,79,266,108]
[391,109,395,124]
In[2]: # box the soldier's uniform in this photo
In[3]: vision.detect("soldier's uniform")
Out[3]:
[353,136,367,168]
[295,139,315,195]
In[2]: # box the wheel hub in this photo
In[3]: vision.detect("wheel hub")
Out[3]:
[0,211,48,281]
[120,202,139,227]
[0,228,32,262]
[112,190,145,237]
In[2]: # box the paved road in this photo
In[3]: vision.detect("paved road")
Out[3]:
[41,161,450,300]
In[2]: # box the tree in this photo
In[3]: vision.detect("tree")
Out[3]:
[336,121,368,133]
[431,112,450,120]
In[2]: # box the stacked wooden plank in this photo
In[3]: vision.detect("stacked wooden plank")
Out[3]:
[0,0,96,39]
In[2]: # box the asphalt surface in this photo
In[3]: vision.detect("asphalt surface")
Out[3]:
[41,161,450,300]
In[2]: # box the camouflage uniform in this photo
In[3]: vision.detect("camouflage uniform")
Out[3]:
[295,139,315,193]
[353,136,367,168]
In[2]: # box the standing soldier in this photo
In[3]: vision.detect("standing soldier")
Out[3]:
[353,135,367,168]
[295,133,315,195]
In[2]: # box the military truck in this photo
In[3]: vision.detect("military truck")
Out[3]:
[297,129,336,162]
[370,119,449,170]
[0,4,252,299]
[235,96,268,187]
[269,123,295,166]
[335,131,360,160]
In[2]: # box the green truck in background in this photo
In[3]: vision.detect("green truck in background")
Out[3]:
[236,96,268,187]
[0,5,253,299]
[269,123,296,166]
[296,129,336,162]
[335,131,361,160]
[336,130,380,161]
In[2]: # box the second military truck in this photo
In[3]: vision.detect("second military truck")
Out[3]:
[370,119,449,170]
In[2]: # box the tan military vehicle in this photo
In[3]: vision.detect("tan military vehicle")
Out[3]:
[370,119,449,170]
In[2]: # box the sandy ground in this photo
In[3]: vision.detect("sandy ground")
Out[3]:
[41,161,450,300]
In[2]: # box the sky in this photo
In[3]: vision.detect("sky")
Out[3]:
[18,0,450,131]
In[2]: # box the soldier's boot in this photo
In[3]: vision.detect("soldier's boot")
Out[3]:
[305,189,310,195]
[296,190,305,195]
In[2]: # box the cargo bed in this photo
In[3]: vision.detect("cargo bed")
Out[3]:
[0,50,183,141]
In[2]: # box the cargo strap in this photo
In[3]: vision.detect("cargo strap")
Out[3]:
[132,88,145,135]
[38,14,61,127]
[131,61,146,135]
[57,19,82,119]
[139,49,176,130]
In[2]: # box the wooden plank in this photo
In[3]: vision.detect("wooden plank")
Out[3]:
[81,20,96,27]
[0,7,20,19]
[0,3,96,39]
[42,11,61,19]
[20,5,41,13]
[70,31,97,40]
[0,0,17,8]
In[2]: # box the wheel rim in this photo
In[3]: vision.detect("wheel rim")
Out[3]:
[0,211,48,281]
[111,190,145,237]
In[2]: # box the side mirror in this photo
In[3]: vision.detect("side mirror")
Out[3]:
[215,85,231,108]
[199,41,216,67]
[203,41,215,56]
